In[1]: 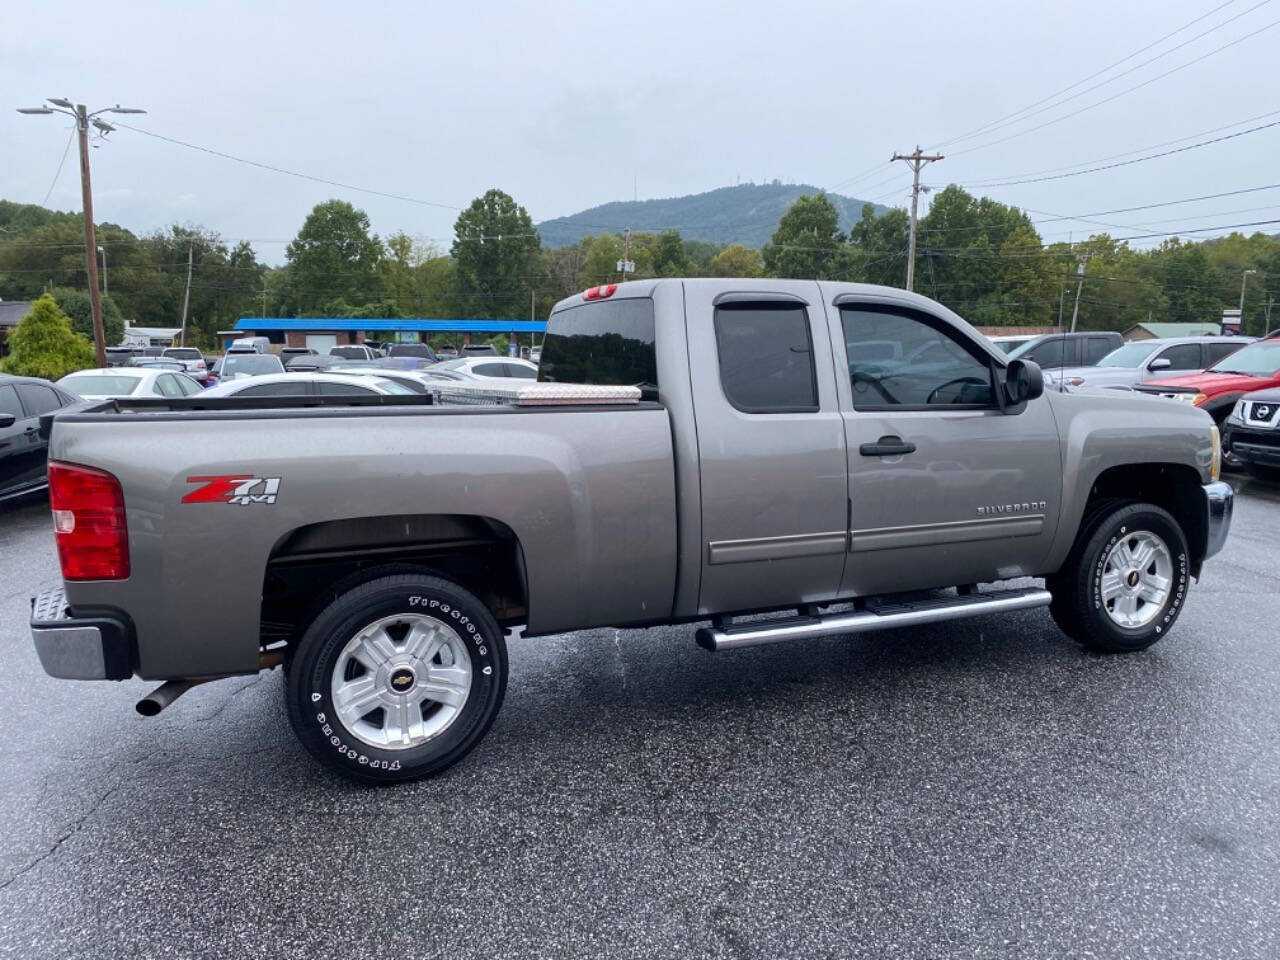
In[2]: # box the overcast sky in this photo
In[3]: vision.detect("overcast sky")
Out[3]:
[2,0,1277,263]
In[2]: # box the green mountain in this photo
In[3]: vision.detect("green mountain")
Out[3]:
[536,182,886,249]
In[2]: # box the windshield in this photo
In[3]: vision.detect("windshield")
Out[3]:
[222,354,284,377]
[1208,340,1280,376]
[993,339,1027,354]
[1096,343,1155,368]
[163,348,202,360]
[58,374,142,396]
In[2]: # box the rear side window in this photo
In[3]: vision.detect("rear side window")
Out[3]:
[16,383,62,416]
[316,381,376,396]
[238,381,309,397]
[473,363,508,377]
[539,298,658,388]
[155,375,183,398]
[507,364,536,379]
[1154,343,1202,371]
[1204,340,1246,366]
[1020,338,1065,368]
[0,385,23,419]
[1084,337,1114,364]
[714,302,817,413]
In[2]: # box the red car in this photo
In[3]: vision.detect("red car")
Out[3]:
[1134,333,1280,427]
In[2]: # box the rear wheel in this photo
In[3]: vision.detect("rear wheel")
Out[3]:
[285,573,507,783]
[1049,502,1190,653]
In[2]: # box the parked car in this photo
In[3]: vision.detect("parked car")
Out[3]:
[1222,386,1280,480]
[323,367,432,394]
[461,344,500,357]
[988,335,1034,355]
[104,346,140,366]
[280,347,319,360]
[162,347,209,379]
[284,354,343,372]
[529,346,542,364]
[219,353,286,381]
[1134,333,1280,427]
[228,336,271,354]
[1006,331,1124,370]
[199,373,417,398]
[329,345,378,361]
[1048,337,1253,391]
[386,343,439,362]
[127,358,188,372]
[29,279,1232,784]
[56,367,204,401]
[422,357,538,382]
[435,345,459,359]
[0,374,80,503]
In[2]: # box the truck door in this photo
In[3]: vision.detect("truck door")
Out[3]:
[685,284,849,614]
[827,295,1063,597]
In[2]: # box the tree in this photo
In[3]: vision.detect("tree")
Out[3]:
[50,287,125,347]
[0,294,94,380]
[709,244,764,278]
[763,193,843,279]
[845,204,909,286]
[653,230,692,276]
[451,189,542,317]
[285,200,383,313]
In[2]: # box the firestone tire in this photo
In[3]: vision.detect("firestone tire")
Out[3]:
[1051,502,1191,654]
[285,573,507,784]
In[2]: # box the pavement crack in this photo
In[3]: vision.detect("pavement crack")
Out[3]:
[613,629,627,691]
[0,782,119,893]
[190,673,268,723]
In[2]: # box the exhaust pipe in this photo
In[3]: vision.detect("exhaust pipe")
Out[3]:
[135,678,210,716]
[136,649,288,716]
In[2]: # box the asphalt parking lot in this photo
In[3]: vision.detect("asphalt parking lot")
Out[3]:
[1,480,1279,959]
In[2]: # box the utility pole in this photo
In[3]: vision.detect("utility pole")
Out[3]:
[179,245,193,347]
[261,276,268,320]
[1239,269,1257,334]
[18,98,145,367]
[1069,257,1088,332]
[1265,294,1275,333]
[890,145,943,292]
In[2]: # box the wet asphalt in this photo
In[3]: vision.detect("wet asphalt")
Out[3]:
[1,479,1278,959]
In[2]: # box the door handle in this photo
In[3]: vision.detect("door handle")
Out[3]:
[23,427,39,436]
[859,437,916,457]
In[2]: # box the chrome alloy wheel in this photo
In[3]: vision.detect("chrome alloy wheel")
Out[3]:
[1099,530,1173,629]
[330,613,472,750]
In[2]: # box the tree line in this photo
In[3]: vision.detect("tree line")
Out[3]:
[2,184,1277,351]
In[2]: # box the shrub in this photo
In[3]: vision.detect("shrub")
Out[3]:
[0,294,96,380]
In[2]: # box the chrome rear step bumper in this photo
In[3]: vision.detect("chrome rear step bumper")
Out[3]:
[695,587,1052,652]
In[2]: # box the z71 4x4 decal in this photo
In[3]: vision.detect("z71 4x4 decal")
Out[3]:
[182,474,281,505]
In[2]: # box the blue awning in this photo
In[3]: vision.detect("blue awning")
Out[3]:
[235,317,547,333]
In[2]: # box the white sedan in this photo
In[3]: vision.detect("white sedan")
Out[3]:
[57,367,205,401]
[421,357,538,382]
[198,373,418,398]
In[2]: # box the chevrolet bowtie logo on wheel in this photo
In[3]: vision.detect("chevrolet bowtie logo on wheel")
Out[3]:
[182,475,282,505]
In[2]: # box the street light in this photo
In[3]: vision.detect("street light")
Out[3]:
[1240,269,1257,334]
[16,97,145,366]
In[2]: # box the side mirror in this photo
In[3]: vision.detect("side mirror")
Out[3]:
[1148,357,1172,371]
[0,413,14,429]
[1005,359,1044,406]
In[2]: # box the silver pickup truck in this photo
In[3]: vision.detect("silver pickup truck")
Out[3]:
[29,280,1234,783]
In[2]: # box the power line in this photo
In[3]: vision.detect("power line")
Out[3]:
[40,125,76,207]
[948,15,1280,159]
[961,118,1280,188]
[932,0,1237,149]
[114,122,466,212]
[936,0,1269,150]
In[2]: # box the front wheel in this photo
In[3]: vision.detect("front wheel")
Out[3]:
[1049,502,1191,653]
[285,573,508,784]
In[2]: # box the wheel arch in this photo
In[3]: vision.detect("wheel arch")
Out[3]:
[1064,462,1208,577]
[259,513,529,650]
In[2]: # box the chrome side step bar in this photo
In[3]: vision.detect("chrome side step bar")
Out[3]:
[695,588,1052,652]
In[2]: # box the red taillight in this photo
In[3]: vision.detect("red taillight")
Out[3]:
[47,461,130,581]
[583,283,617,301]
